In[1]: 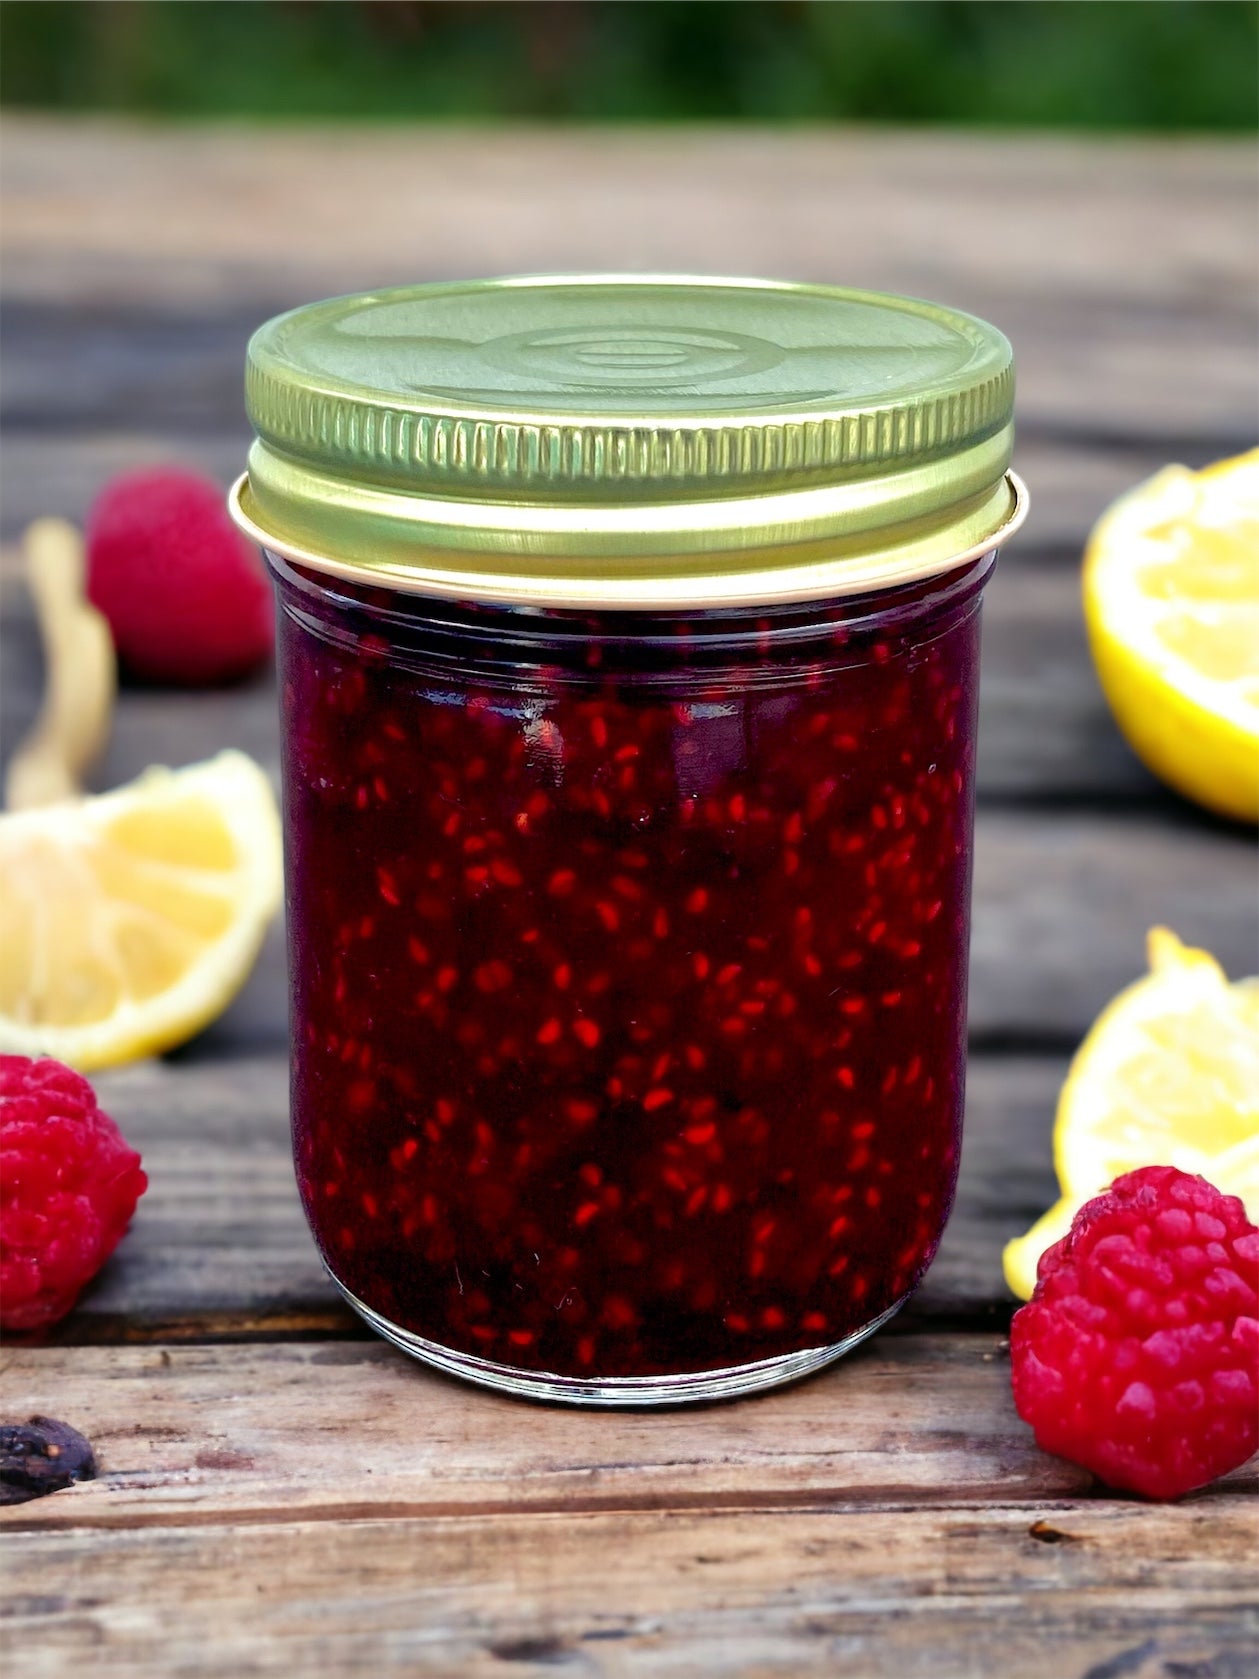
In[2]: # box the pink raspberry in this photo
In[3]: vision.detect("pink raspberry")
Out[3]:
[0,1056,147,1331]
[1011,1165,1258,1499]
[86,466,273,684]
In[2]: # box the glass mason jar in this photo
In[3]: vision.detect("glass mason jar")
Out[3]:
[232,276,1026,1405]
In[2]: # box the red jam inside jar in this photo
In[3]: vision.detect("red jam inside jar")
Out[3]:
[235,274,1024,1401]
[274,557,989,1393]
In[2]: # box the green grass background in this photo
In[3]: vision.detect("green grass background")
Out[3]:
[2,0,1256,129]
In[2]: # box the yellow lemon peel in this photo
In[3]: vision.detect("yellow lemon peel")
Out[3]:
[1083,447,1259,823]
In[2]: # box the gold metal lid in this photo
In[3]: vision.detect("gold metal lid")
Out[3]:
[233,274,1027,608]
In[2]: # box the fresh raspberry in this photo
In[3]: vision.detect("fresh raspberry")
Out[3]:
[1011,1166,1259,1500]
[86,466,273,684]
[0,1056,147,1331]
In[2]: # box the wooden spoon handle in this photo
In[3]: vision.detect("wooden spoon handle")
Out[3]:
[4,519,116,811]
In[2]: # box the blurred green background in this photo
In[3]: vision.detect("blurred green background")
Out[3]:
[2,0,1256,130]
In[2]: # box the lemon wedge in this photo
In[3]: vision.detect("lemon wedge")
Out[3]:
[0,750,282,1070]
[1083,448,1259,823]
[1004,929,1259,1299]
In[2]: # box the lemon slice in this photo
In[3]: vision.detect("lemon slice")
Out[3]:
[0,750,282,1070]
[1004,929,1259,1299]
[1083,448,1259,823]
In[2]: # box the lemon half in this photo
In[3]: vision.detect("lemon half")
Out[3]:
[0,750,282,1070]
[1083,448,1259,823]
[1004,929,1259,1300]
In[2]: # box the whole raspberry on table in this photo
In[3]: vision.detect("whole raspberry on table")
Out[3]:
[1010,1165,1259,1500]
[86,466,273,684]
[0,1056,147,1331]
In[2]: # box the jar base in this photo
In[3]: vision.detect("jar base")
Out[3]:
[329,1272,909,1407]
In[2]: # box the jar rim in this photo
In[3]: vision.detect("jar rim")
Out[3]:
[233,470,1025,610]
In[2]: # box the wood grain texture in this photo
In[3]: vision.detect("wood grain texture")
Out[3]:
[0,1336,1097,1525]
[3,1339,1256,1673]
[4,1503,1256,1677]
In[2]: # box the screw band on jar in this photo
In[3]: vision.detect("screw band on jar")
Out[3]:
[230,465,1025,610]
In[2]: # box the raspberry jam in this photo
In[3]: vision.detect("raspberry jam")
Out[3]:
[234,273,1025,1401]
[274,554,989,1398]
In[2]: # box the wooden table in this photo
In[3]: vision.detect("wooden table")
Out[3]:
[2,121,1256,1676]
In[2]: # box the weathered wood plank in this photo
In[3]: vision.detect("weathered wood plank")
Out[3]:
[3,1501,1255,1677]
[6,1054,1062,1339]
[969,814,1255,1035]
[979,559,1159,800]
[0,1335,1099,1525]
[3,121,1252,327]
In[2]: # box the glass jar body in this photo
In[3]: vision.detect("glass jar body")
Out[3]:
[272,553,993,1403]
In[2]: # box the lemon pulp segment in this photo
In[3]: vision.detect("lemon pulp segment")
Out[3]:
[0,750,282,1069]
